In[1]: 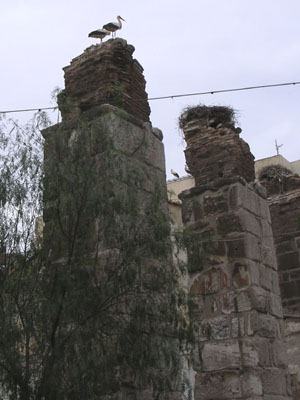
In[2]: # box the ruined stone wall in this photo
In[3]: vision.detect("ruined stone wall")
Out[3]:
[59,38,150,122]
[181,108,255,187]
[180,108,292,400]
[260,173,300,398]
[42,40,183,400]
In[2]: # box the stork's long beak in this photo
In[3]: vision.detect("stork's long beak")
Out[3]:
[120,16,126,21]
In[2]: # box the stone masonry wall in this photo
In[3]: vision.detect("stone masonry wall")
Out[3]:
[180,109,292,400]
[41,40,182,399]
[42,104,183,400]
[260,174,300,399]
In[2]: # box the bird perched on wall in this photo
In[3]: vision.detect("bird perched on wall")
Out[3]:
[171,169,180,179]
[185,164,191,175]
[103,16,125,38]
[88,28,111,42]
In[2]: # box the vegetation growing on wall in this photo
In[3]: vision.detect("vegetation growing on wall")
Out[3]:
[0,110,187,399]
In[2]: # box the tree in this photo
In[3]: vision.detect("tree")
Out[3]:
[0,109,187,399]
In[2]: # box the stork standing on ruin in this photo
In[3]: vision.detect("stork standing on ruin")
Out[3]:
[88,28,111,42]
[171,169,180,179]
[185,164,191,175]
[103,16,125,38]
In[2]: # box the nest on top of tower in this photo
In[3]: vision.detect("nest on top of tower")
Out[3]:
[178,104,237,130]
[259,164,296,181]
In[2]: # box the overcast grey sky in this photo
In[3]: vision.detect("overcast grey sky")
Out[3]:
[1,0,299,179]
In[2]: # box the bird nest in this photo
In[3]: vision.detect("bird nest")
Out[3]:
[259,164,294,181]
[178,104,237,130]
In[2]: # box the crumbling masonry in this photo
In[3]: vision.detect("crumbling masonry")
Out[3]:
[179,110,292,400]
[42,39,182,399]
[260,170,300,398]
[43,38,300,399]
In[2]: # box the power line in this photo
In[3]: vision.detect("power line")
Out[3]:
[148,81,300,101]
[0,80,299,115]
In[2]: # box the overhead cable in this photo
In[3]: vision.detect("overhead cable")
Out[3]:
[0,80,299,115]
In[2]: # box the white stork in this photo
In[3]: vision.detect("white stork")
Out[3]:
[171,169,180,179]
[103,16,125,38]
[185,164,191,175]
[88,28,111,42]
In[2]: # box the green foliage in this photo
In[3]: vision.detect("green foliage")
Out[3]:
[176,227,211,273]
[106,82,127,108]
[0,111,186,399]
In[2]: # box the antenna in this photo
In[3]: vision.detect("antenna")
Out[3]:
[275,139,283,155]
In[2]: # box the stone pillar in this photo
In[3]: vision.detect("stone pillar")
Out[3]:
[42,40,182,400]
[179,106,292,400]
[260,170,300,399]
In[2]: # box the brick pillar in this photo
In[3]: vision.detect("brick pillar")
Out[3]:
[59,38,150,122]
[179,106,292,400]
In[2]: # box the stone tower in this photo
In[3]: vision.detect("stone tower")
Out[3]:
[179,106,292,400]
[42,39,182,399]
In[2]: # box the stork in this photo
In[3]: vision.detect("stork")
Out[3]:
[103,16,125,38]
[171,169,180,179]
[88,28,111,42]
[185,164,191,175]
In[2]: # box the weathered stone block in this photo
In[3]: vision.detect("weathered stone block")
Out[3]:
[236,289,252,312]
[241,339,259,367]
[229,183,257,214]
[239,210,263,237]
[249,286,270,313]
[249,313,278,338]
[216,212,243,236]
[270,340,288,367]
[227,235,261,262]
[203,194,228,215]
[260,243,277,268]
[260,218,273,238]
[256,338,272,367]
[241,370,263,396]
[194,371,242,399]
[201,341,241,371]
[199,316,230,341]
[269,293,283,318]
[232,316,246,338]
[247,260,260,286]
[260,264,273,291]
[262,368,287,395]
